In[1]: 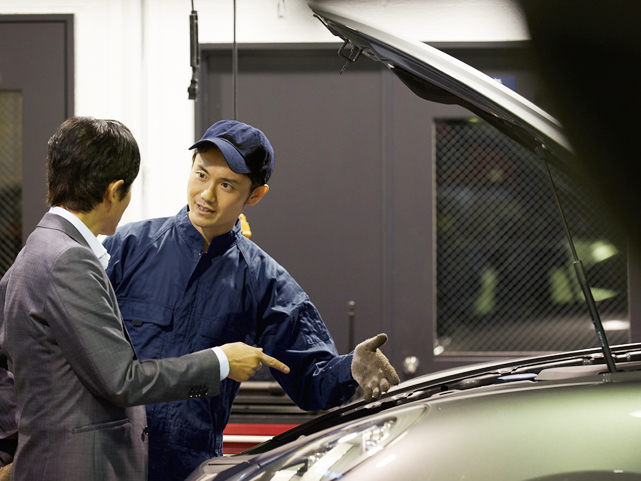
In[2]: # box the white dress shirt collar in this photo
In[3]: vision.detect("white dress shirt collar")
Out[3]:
[49,206,111,269]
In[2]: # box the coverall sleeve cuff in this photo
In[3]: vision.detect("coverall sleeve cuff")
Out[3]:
[341,352,358,384]
[212,346,230,380]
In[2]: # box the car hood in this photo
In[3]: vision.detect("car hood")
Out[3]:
[252,343,641,449]
[188,343,641,481]
[308,1,576,174]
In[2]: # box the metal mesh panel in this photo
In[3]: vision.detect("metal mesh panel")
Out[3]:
[0,91,22,279]
[435,118,629,355]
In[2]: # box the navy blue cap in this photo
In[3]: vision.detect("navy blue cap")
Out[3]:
[189,120,274,184]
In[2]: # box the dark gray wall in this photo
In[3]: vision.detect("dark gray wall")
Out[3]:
[197,43,640,379]
[0,15,74,243]
[199,47,386,356]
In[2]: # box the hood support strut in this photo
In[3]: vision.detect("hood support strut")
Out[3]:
[537,145,617,373]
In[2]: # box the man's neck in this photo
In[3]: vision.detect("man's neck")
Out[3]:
[60,206,102,237]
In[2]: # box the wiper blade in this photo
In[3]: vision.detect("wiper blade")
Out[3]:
[537,145,617,373]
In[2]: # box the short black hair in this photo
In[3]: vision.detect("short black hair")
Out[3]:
[46,116,141,212]
[192,146,266,193]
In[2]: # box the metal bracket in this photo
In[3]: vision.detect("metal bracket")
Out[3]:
[338,40,362,75]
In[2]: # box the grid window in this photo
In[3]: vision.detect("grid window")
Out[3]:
[0,91,23,278]
[435,118,629,355]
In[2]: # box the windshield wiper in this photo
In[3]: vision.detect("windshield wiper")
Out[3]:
[537,145,617,373]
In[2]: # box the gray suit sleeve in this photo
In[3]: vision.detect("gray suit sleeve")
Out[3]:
[45,245,219,407]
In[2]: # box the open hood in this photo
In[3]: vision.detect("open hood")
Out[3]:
[307,2,619,374]
[308,2,576,173]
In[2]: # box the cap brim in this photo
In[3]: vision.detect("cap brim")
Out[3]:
[189,138,250,174]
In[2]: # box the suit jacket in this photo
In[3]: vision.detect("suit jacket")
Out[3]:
[0,213,220,481]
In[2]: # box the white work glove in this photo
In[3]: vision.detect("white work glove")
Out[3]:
[351,333,400,402]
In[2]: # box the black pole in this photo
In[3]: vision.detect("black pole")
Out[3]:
[348,300,355,352]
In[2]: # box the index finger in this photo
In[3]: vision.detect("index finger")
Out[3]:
[259,352,290,374]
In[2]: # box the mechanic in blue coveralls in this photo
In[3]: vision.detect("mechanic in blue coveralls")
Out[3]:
[103,120,400,481]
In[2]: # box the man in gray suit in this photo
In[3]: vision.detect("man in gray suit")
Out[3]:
[0,116,289,481]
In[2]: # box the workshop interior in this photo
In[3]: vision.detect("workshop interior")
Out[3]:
[2,0,641,476]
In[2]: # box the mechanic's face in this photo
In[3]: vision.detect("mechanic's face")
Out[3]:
[187,148,263,247]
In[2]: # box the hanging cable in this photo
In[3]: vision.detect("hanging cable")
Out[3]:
[188,0,200,100]
[232,0,238,119]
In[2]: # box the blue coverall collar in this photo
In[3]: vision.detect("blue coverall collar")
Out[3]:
[176,205,240,256]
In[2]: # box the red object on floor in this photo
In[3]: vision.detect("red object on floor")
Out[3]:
[223,423,299,455]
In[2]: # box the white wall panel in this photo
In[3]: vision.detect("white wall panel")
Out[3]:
[0,0,528,224]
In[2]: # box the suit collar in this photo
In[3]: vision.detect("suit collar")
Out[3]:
[41,211,111,269]
[38,212,90,249]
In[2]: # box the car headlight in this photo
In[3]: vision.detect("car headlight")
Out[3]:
[246,405,426,481]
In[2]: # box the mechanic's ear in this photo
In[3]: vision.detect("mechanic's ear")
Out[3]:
[246,185,269,206]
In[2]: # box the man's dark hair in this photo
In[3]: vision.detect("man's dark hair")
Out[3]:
[46,116,141,212]
[192,146,265,194]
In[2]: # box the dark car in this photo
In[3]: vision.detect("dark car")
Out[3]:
[187,3,641,480]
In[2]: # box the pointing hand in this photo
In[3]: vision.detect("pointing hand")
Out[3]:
[220,342,290,382]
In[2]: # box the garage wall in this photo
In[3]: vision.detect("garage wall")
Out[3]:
[0,0,528,225]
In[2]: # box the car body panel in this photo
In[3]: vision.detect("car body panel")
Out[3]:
[340,377,641,481]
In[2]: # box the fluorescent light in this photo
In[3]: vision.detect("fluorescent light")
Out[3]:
[602,320,630,331]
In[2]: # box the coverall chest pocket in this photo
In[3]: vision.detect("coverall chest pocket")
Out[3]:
[119,298,173,356]
[199,313,255,346]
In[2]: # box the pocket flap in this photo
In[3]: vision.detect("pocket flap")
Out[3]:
[119,298,173,326]
[72,418,130,434]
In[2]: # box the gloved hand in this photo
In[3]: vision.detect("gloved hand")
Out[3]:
[351,333,400,402]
